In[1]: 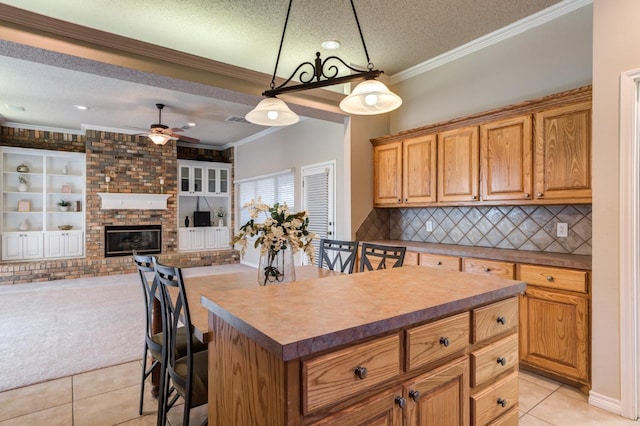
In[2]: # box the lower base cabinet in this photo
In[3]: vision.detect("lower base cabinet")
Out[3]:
[179,226,229,251]
[44,231,83,258]
[1,232,43,260]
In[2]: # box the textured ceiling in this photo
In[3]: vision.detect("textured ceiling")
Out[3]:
[0,0,572,147]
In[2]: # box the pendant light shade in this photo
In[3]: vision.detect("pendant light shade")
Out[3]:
[245,97,300,126]
[339,79,402,115]
[148,133,172,145]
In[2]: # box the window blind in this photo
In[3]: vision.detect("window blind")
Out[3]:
[237,171,294,226]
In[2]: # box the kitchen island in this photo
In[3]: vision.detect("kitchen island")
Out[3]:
[201,265,526,425]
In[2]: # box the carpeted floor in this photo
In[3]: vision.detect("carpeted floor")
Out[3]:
[0,263,254,392]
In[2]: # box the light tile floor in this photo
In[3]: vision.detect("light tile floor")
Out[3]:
[0,361,636,425]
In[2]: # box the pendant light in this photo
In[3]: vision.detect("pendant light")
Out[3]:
[245,0,401,126]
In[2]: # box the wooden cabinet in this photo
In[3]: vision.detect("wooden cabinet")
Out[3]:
[310,386,403,425]
[373,135,436,207]
[534,102,592,202]
[406,312,469,371]
[437,126,479,203]
[480,115,533,202]
[404,357,469,426]
[419,253,461,271]
[463,258,515,279]
[519,264,590,388]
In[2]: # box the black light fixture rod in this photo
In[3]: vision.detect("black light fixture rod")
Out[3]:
[349,0,371,66]
[263,69,382,97]
[270,0,294,90]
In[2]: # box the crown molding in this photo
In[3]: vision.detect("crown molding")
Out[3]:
[390,0,592,85]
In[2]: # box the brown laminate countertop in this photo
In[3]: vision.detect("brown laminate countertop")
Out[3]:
[201,265,525,361]
[370,240,592,270]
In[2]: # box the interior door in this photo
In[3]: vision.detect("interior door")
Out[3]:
[302,162,335,265]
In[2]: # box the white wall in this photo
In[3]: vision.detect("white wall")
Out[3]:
[389,4,593,134]
[591,0,640,407]
[234,118,345,266]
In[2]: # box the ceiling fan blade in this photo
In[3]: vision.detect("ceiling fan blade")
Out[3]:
[175,134,200,143]
[169,127,184,133]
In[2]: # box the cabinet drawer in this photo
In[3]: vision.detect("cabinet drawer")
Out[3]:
[519,264,588,293]
[472,297,518,343]
[463,258,515,279]
[404,250,420,266]
[302,333,401,414]
[419,253,461,271]
[487,406,519,426]
[471,334,518,388]
[406,312,469,371]
[471,371,518,426]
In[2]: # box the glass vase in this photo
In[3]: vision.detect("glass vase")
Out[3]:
[257,247,295,286]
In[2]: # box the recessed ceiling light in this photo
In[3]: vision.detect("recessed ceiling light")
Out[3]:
[321,39,341,50]
[186,122,196,127]
[6,104,25,111]
[73,105,89,110]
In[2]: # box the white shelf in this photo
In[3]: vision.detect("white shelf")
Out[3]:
[98,193,170,210]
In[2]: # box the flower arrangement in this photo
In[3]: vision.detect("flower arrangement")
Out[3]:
[57,199,72,207]
[231,198,316,284]
[18,175,27,184]
[216,207,225,218]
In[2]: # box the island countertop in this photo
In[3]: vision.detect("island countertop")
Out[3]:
[201,265,526,361]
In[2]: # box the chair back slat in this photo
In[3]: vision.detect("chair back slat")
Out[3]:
[359,243,407,272]
[318,239,359,274]
[133,253,159,351]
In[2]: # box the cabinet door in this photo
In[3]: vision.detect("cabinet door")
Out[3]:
[178,228,192,250]
[519,287,589,384]
[205,167,218,195]
[179,165,191,194]
[218,167,229,195]
[191,228,206,250]
[480,115,533,201]
[404,357,469,426]
[437,126,479,203]
[192,166,204,195]
[23,233,43,259]
[44,232,65,258]
[2,233,24,260]
[403,135,437,204]
[65,231,84,257]
[373,141,402,206]
[309,386,403,426]
[534,102,591,202]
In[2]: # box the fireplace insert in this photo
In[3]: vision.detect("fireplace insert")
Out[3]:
[104,225,161,257]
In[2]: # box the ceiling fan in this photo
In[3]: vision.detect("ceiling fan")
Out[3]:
[143,103,200,145]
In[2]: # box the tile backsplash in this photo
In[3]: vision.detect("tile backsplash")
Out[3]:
[356,205,592,255]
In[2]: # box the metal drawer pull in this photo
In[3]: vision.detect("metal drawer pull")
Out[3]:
[409,390,421,401]
[497,398,507,407]
[395,396,406,408]
[496,357,507,366]
[546,275,554,282]
[496,316,506,325]
[439,337,450,347]
[354,366,368,380]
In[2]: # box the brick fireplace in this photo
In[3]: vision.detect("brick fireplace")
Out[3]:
[0,127,239,285]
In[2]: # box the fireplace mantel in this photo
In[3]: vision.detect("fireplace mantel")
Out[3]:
[97,193,170,210]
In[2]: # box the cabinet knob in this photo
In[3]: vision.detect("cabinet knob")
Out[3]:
[497,398,507,408]
[524,193,530,198]
[484,267,491,272]
[496,316,506,325]
[496,357,507,366]
[471,195,477,200]
[537,192,544,197]
[354,366,368,380]
[397,199,402,203]
[439,337,450,347]
[409,390,421,401]
[436,261,442,266]
[546,275,554,282]
[405,198,408,202]
[395,396,406,408]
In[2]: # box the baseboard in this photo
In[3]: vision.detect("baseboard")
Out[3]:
[589,391,623,416]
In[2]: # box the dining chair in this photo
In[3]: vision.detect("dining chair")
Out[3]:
[153,259,209,426]
[317,238,359,274]
[358,242,407,272]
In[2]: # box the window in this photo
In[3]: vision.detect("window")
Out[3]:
[237,170,294,227]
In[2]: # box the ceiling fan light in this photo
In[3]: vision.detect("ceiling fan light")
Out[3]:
[339,79,402,115]
[245,97,299,126]
[148,133,171,145]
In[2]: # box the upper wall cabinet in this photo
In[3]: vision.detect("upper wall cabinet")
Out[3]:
[534,101,592,202]
[373,134,436,207]
[371,85,592,207]
[179,160,230,197]
[437,126,479,203]
[480,115,533,202]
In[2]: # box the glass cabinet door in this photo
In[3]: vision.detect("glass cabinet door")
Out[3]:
[219,168,229,195]
[180,166,190,193]
[192,166,204,194]
[206,168,217,194]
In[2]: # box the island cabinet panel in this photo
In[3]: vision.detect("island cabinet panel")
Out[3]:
[470,334,519,388]
[302,333,401,414]
[472,297,519,343]
[437,126,480,203]
[470,372,518,426]
[406,312,469,371]
[404,356,470,426]
[534,101,592,202]
[480,115,533,202]
[373,141,403,206]
[309,386,403,426]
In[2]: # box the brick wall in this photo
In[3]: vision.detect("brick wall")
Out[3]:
[0,127,239,285]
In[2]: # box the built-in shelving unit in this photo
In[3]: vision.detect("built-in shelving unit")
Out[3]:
[1,147,86,261]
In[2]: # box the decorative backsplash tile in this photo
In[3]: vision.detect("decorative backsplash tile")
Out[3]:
[356,205,592,255]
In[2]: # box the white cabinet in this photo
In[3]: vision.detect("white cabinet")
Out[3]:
[179,163,205,195]
[1,147,85,261]
[44,231,84,258]
[2,232,44,260]
[205,166,230,196]
[179,160,230,197]
[179,226,229,251]
[206,226,229,249]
